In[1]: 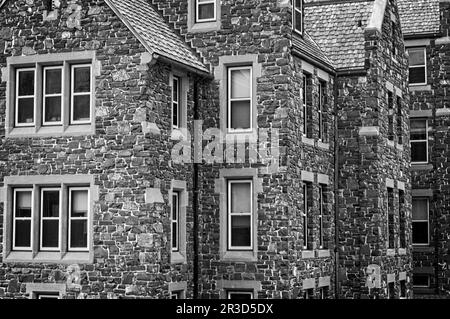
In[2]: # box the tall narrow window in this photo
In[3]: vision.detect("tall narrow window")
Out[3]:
[400,280,407,298]
[172,76,180,129]
[196,0,216,23]
[387,187,395,249]
[407,48,426,85]
[228,67,252,132]
[13,189,33,250]
[410,119,428,163]
[40,188,61,250]
[303,182,312,249]
[293,0,303,34]
[320,287,329,299]
[71,64,91,124]
[319,184,325,249]
[228,180,252,250]
[318,81,326,141]
[397,96,403,144]
[69,188,89,251]
[43,66,63,125]
[15,68,35,127]
[388,282,395,299]
[399,190,406,249]
[303,288,314,299]
[302,73,312,137]
[412,198,429,245]
[387,91,394,141]
[172,191,180,252]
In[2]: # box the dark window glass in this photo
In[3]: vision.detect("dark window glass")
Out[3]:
[73,67,90,93]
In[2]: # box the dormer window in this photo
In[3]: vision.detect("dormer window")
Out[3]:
[293,0,304,35]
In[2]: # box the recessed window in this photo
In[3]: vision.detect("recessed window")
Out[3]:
[303,182,312,249]
[71,64,92,124]
[172,191,180,252]
[319,184,325,249]
[387,91,394,141]
[43,66,63,125]
[407,48,426,85]
[15,68,35,127]
[227,180,253,250]
[228,67,252,132]
[412,198,429,245]
[196,0,216,23]
[320,287,329,299]
[69,188,89,250]
[227,290,253,299]
[12,189,33,250]
[303,288,314,299]
[387,187,395,249]
[172,76,180,129]
[171,290,184,299]
[397,96,403,144]
[302,73,312,138]
[413,274,430,287]
[318,81,326,141]
[40,188,61,251]
[410,119,428,163]
[388,282,395,299]
[400,280,407,298]
[399,190,406,249]
[293,0,303,34]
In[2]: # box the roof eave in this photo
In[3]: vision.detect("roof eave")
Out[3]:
[291,46,336,75]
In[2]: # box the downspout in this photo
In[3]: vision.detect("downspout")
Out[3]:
[334,77,340,299]
[193,78,200,299]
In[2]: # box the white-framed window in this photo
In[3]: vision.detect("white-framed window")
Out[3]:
[12,188,33,250]
[172,191,180,252]
[303,182,312,249]
[227,180,253,251]
[68,187,90,251]
[71,64,92,124]
[387,90,394,141]
[227,290,253,299]
[15,68,35,127]
[293,0,303,35]
[413,274,430,288]
[172,76,180,129]
[318,80,326,141]
[43,66,63,126]
[40,188,61,251]
[410,119,428,164]
[407,47,427,85]
[196,0,216,23]
[227,66,252,132]
[319,184,325,249]
[302,75,307,135]
[412,197,429,245]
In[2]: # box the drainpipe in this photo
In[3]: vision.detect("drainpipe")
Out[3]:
[193,78,200,299]
[334,78,340,299]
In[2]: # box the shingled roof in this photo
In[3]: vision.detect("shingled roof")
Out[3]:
[397,0,440,37]
[304,1,374,71]
[106,0,209,74]
[293,32,335,71]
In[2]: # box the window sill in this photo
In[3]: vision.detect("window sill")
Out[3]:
[412,245,434,253]
[317,141,330,150]
[225,131,258,144]
[222,250,257,262]
[301,250,315,259]
[6,124,94,138]
[316,249,331,258]
[188,21,221,33]
[171,251,186,264]
[387,248,396,256]
[4,251,92,264]
[301,136,315,146]
[411,164,433,171]
[409,84,432,92]
[170,129,187,141]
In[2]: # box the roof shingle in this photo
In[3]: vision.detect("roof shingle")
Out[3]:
[293,32,335,70]
[397,0,440,37]
[106,0,208,73]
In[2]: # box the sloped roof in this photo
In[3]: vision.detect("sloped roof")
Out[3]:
[293,32,335,70]
[106,0,209,73]
[397,0,440,37]
[304,1,374,70]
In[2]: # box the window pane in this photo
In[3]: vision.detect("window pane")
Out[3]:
[42,191,59,217]
[410,120,426,140]
[44,97,62,122]
[230,100,251,130]
[412,199,428,220]
[73,95,91,122]
[198,3,215,20]
[18,70,34,96]
[409,67,426,84]
[230,69,251,99]
[411,142,427,162]
[172,222,177,249]
[70,220,87,248]
[295,11,302,31]
[45,69,62,94]
[173,79,179,102]
[71,190,88,217]
[42,220,59,247]
[231,215,251,247]
[172,103,179,127]
[413,274,429,286]
[295,0,302,8]
[73,67,90,93]
[17,98,34,124]
[412,222,428,244]
[172,194,178,220]
[230,182,251,214]
[15,220,31,247]
[408,49,425,66]
[15,191,32,217]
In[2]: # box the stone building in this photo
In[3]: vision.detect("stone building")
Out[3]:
[0,0,418,300]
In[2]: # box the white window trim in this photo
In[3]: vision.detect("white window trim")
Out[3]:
[227,66,253,133]
[293,0,303,35]
[14,68,36,128]
[40,188,61,251]
[195,0,216,23]
[172,76,180,129]
[12,188,33,251]
[42,65,64,126]
[227,180,253,251]
[227,290,253,299]
[412,198,430,246]
[411,119,428,164]
[68,187,90,252]
[407,47,427,86]
[70,64,92,125]
[171,191,180,252]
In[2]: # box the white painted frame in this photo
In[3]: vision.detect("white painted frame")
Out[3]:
[68,187,90,252]
[15,68,36,127]
[12,188,33,251]
[40,188,61,251]
[293,0,303,35]
[70,64,92,125]
[195,0,216,23]
[227,66,253,133]
[227,180,253,251]
[410,118,428,164]
[172,76,180,129]
[412,197,430,246]
[42,65,64,126]
[407,47,427,86]
[171,191,180,252]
